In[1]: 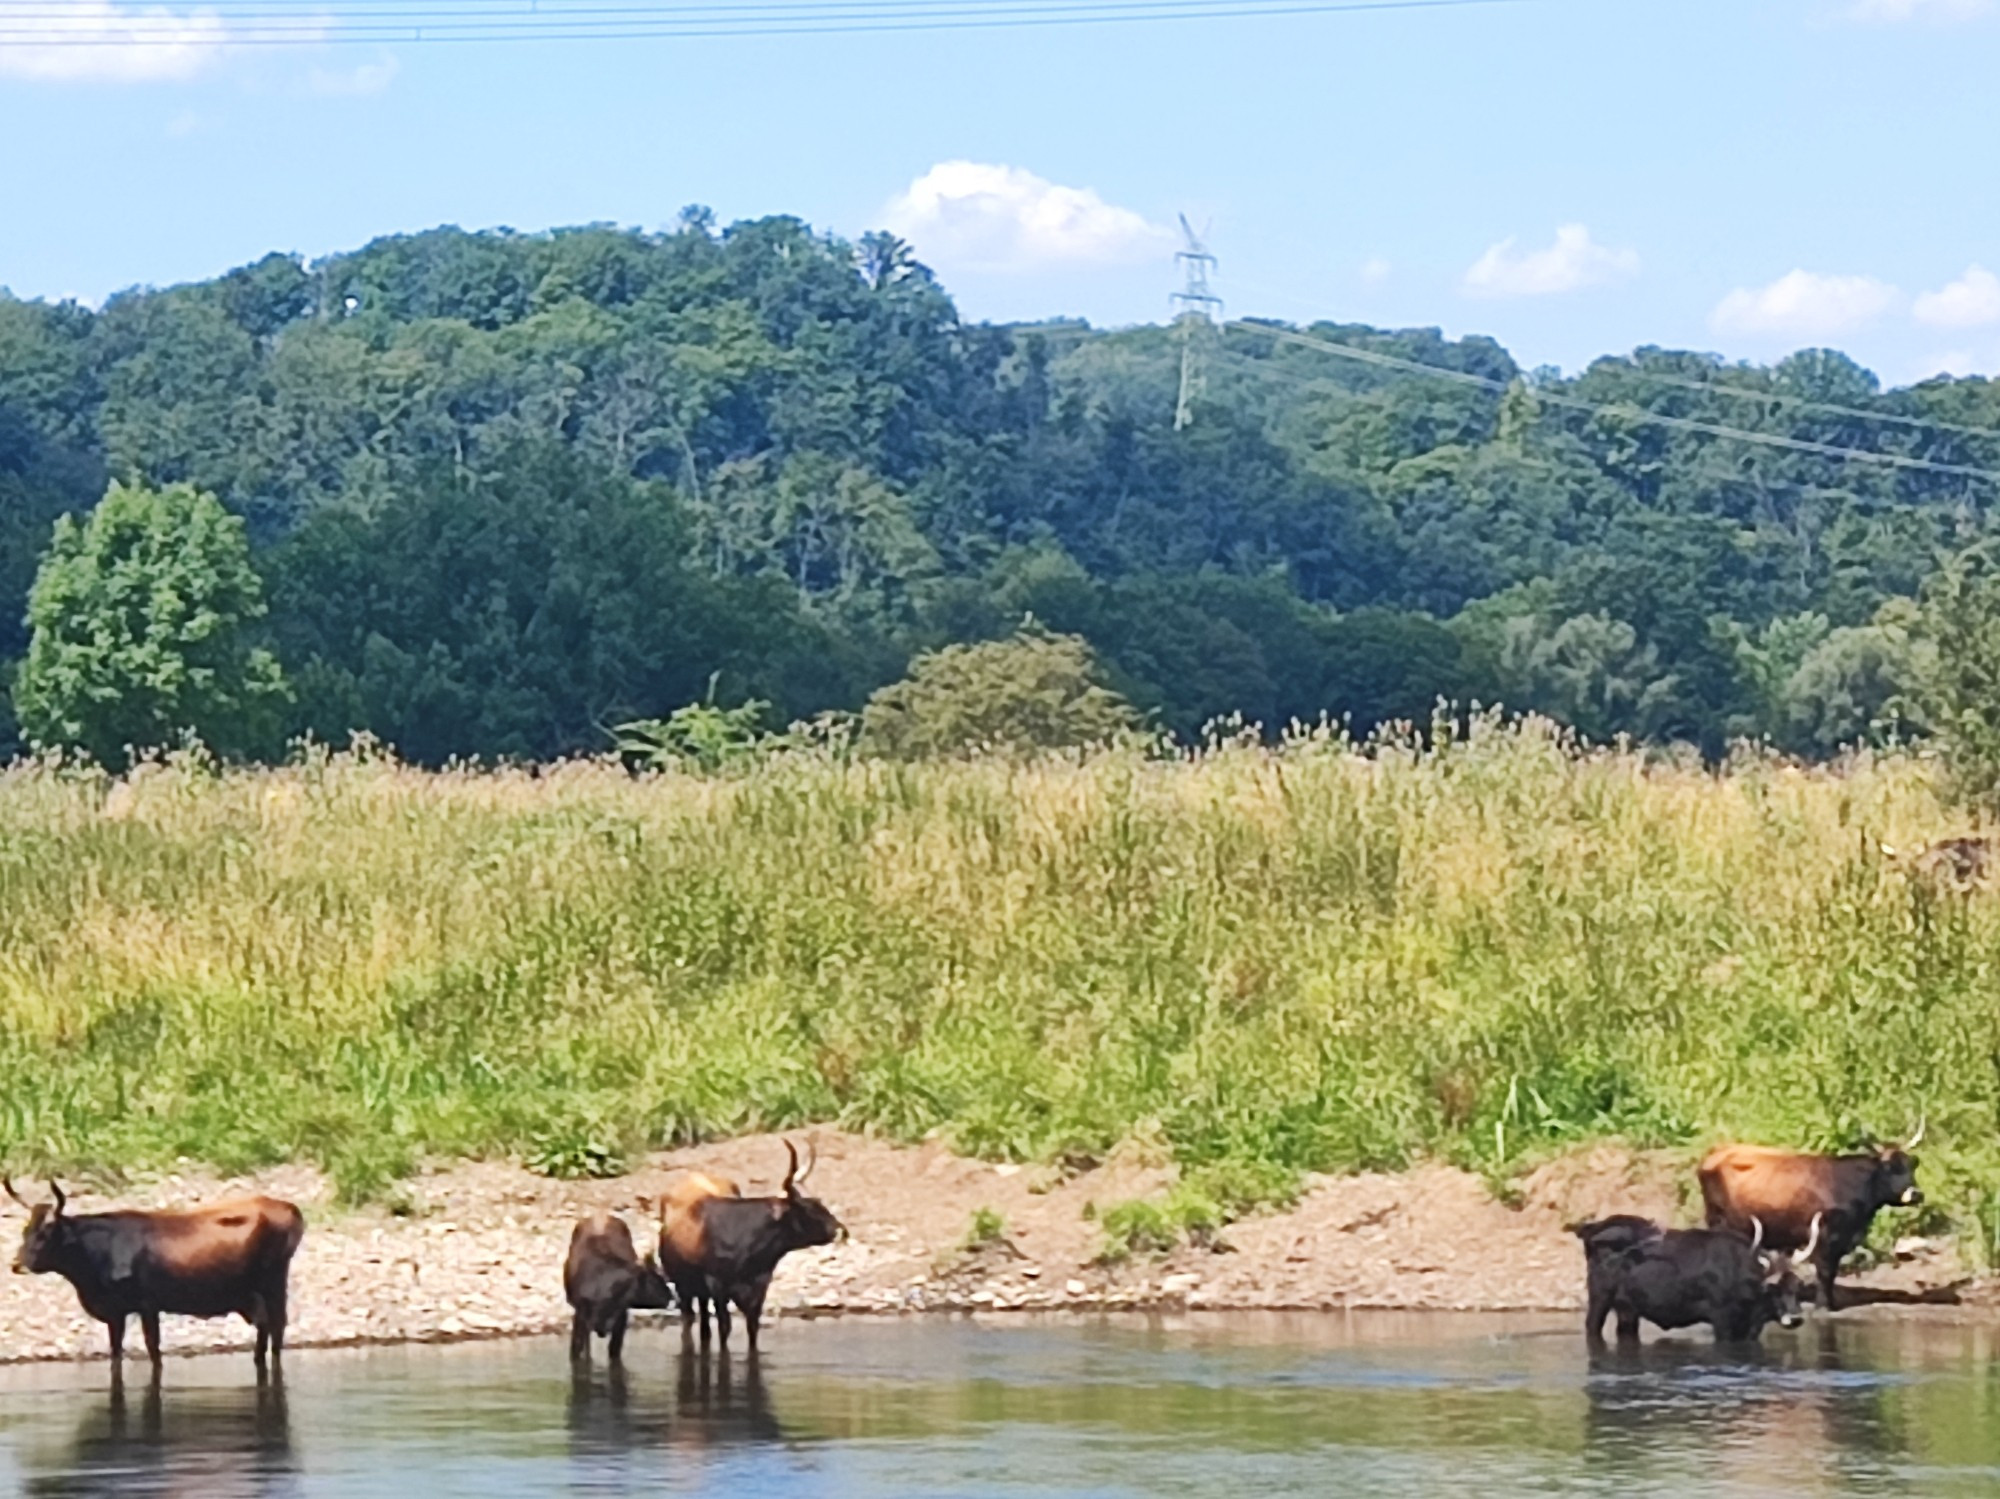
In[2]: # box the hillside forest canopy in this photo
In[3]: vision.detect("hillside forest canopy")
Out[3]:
[3,210,1999,767]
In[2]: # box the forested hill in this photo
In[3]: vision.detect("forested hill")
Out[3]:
[4,211,1998,763]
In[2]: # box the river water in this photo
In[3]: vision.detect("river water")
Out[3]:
[3,1311,1999,1496]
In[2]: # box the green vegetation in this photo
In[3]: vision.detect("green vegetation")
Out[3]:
[4,217,1998,766]
[15,481,287,767]
[0,723,1986,1248]
[964,1207,1008,1251]
[858,626,1139,758]
[1096,1186,1227,1263]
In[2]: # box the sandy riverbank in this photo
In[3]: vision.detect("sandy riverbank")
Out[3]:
[0,1131,1979,1364]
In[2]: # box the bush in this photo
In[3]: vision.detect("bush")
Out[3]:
[859,623,1140,759]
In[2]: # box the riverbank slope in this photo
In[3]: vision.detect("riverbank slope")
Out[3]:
[0,1132,1976,1364]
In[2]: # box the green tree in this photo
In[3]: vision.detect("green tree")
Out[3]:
[14,480,289,764]
[859,625,1140,758]
[1914,549,2000,806]
[1778,610,1928,755]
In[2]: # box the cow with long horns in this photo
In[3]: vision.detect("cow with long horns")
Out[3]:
[655,1140,843,1351]
[7,1179,305,1378]
[1697,1123,1925,1310]
[1574,1213,1815,1344]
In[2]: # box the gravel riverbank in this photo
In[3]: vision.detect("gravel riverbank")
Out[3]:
[0,1131,1979,1364]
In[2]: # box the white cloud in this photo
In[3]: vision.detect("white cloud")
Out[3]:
[881,161,1173,274]
[1710,270,1903,337]
[1848,0,1991,22]
[1914,265,2000,329]
[0,0,234,81]
[1906,349,1985,382]
[1359,256,1392,286]
[307,54,398,96]
[1461,224,1639,299]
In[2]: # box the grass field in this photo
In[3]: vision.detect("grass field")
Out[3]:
[0,719,1993,1257]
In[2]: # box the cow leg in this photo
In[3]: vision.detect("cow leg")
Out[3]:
[673,1276,699,1342]
[735,1280,770,1353]
[1584,1285,1612,1346]
[1818,1260,1840,1313]
[1614,1305,1641,1343]
[140,1310,163,1372]
[245,1293,271,1378]
[268,1283,289,1369]
[714,1294,732,1348]
[571,1308,592,1362]
[608,1309,629,1365]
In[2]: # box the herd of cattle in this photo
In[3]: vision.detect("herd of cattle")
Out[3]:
[0,1128,1929,1379]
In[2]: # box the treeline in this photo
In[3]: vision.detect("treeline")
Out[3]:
[3,209,1999,763]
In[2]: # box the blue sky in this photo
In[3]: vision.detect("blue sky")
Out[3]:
[2,0,1996,386]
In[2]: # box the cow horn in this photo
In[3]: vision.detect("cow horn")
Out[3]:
[782,1140,800,1195]
[1748,1216,1765,1255]
[1801,1212,1823,1263]
[2,1177,27,1209]
[47,1181,65,1217]
[1906,1116,1926,1150]
[799,1137,818,1187]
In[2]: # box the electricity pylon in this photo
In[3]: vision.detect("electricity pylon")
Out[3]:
[1171,214,1222,431]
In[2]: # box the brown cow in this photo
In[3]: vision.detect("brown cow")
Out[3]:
[1881,838,1996,892]
[652,1169,740,1343]
[563,1209,671,1363]
[656,1142,841,1350]
[8,1179,305,1378]
[1697,1126,1923,1310]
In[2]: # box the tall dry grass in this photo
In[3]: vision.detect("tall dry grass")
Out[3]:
[0,718,1992,1251]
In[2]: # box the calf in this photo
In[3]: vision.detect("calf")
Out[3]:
[657,1142,842,1350]
[8,1179,305,1378]
[1574,1214,1813,1345]
[1698,1128,1923,1309]
[563,1209,672,1363]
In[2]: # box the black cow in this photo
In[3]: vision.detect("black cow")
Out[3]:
[563,1209,672,1363]
[8,1179,305,1379]
[656,1141,843,1350]
[1573,1214,1813,1345]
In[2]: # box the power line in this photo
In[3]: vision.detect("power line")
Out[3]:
[1569,362,2000,445]
[1218,269,2000,448]
[1227,321,2000,486]
[1219,345,1970,516]
[0,0,1524,44]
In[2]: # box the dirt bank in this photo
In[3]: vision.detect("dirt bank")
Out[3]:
[0,1132,1979,1364]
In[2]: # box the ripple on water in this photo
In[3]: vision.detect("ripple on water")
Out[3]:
[0,1312,1993,1497]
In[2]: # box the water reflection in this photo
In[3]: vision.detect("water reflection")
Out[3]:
[25,1377,297,1499]
[8,1315,2000,1496]
[561,1344,792,1488]
[1578,1330,1923,1495]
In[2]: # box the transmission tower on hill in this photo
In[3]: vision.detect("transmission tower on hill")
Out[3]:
[1171,214,1222,431]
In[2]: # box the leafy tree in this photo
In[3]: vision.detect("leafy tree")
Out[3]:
[1778,610,1928,754]
[2,215,1998,763]
[1495,613,1683,742]
[1914,548,2000,805]
[14,480,288,764]
[859,625,1140,758]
